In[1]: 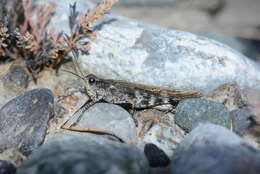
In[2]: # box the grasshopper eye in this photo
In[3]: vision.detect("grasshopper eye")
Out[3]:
[88,77,96,85]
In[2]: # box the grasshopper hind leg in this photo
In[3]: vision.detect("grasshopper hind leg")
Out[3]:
[61,100,125,142]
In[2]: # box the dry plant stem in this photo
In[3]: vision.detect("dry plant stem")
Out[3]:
[80,0,118,26]
[0,0,118,78]
[64,0,119,54]
[61,125,124,142]
[20,0,33,34]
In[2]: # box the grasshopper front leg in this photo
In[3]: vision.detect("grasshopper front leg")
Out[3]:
[61,99,97,128]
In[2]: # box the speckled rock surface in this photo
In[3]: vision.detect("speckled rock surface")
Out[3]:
[244,89,260,124]
[175,98,230,132]
[138,111,185,157]
[35,0,260,94]
[80,15,260,93]
[231,107,255,136]
[0,88,54,155]
[17,131,149,174]
[206,82,247,111]
[171,123,260,174]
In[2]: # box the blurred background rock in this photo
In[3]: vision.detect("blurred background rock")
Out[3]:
[105,0,260,61]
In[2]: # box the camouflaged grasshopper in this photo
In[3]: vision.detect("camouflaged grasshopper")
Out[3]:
[61,71,203,138]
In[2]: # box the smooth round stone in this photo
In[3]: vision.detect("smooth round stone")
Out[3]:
[144,143,170,167]
[175,98,231,132]
[171,123,260,174]
[17,131,149,174]
[2,64,29,93]
[0,160,16,174]
[80,11,260,94]
[0,88,54,155]
[77,103,137,144]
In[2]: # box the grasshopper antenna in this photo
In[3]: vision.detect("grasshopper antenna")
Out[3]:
[71,51,87,80]
[60,69,85,81]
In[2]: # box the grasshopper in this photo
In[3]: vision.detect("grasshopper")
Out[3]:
[61,72,203,140]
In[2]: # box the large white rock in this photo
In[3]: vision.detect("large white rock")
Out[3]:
[39,0,260,93]
[84,16,260,93]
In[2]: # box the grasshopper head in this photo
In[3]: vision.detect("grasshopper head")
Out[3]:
[62,69,104,101]
[84,74,103,101]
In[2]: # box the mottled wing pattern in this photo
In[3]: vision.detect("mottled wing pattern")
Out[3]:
[95,78,203,109]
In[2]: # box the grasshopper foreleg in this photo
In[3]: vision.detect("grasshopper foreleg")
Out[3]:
[61,99,97,128]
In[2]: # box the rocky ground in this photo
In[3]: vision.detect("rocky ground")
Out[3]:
[0,0,260,174]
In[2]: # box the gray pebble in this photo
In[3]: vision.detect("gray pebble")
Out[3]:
[77,103,137,144]
[144,143,170,167]
[17,131,149,174]
[2,64,29,93]
[0,88,54,155]
[175,98,230,132]
[171,123,260,174]
[0,160,16,174]
[231,107,256,136]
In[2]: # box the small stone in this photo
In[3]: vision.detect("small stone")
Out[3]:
[226,89,260,148]
[244,89,260,124]
[144,143,170,167]
[207,82,247,111]
[140,112,185,157]
[17,131,149,174]
[231,107,255,136]
[171,123,260,174]
[175,98,231,132]
[76,103,137,144]
[2,64,29,93]
[0,88,54,156]
[0,160,16,174]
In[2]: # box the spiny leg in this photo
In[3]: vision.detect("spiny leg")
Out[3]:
[61,99,96,128]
